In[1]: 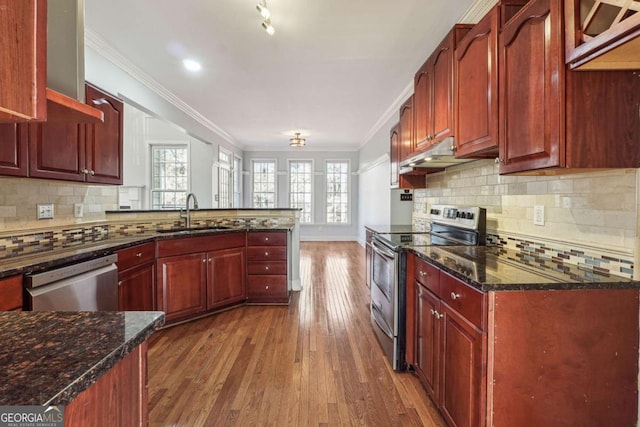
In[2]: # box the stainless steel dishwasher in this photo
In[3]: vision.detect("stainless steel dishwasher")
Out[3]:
[25,254,119,311]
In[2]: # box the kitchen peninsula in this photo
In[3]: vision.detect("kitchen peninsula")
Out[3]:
[0,311,164,426]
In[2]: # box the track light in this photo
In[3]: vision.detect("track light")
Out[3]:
[262,20,275,35]
[257,1,274,35]
[256,3,271,19]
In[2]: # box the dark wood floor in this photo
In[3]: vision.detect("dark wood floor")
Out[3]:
[148,241,446,426]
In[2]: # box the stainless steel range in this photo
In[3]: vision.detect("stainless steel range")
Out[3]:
[370,205,486,370]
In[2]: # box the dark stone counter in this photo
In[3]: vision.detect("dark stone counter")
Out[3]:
[0,311,164,406]
[410,245,639,291]
[365,224,421,234]
[0,226,292,280]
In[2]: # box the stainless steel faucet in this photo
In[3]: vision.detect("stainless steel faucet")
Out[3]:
[180,193,199,228]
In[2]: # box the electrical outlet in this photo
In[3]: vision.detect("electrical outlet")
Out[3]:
[37,203,54,220]
[533,205,545,226]
[74,203,84,218]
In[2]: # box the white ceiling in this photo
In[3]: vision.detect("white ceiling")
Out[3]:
[84,0,479,151]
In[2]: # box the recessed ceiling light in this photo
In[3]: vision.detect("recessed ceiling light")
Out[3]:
[182,59,202,72]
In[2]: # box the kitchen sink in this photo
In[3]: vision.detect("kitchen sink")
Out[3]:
[155,225,233,233]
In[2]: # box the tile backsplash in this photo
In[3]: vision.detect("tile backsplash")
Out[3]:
[0,177,117,231]
[413,160,638,279]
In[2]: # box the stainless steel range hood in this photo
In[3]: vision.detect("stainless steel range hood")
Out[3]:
[45,0,103,123]
[399,137,476,171]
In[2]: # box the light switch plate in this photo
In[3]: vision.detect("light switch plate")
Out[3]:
[37,203,54,220]
[533,205,545,226]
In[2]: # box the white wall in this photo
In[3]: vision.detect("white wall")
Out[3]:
[357,113,413,244]
[243,150,360,241]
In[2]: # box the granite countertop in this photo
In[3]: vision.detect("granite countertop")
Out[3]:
[365,224,423,234]
[0,225,292,280]
[411,245,640,291]
[0,311,165,406]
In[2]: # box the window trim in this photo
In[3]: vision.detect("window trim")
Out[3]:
[324,159,351,225]
[149,141,191,210]
[250,158,278,209]
[287,159,314,224]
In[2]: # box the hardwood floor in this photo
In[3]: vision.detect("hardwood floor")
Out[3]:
[148,241,446,426]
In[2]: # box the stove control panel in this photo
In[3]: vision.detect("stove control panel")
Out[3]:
[430,205,486,231]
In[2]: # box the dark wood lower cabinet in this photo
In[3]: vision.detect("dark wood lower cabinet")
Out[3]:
[119,263,155,311]
[415,283,440,398]
[207,247,246,310]
[440,303,484,427]
[407,253,639,427]
[156,253,207,322]
[65,343,148,427]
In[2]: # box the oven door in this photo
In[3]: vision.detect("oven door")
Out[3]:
[370,239,397,339]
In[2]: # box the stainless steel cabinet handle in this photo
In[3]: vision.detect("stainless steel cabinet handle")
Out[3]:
[450,292,460,300]
[265,251,269,256]
[90,170,95,176]
[419,271,426,277]
[81,168,89,174]
[435,312,443,320]
[136,253,142,258]
[430,308,435,315]
[265,237,269,241]
[265,285,269,290]
[202,259,206,263]
[265,266,269,270]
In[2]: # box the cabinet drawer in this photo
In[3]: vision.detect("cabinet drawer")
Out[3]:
[247,232,287,246]
[415,257,440,294]
[116,242,155,271]
[0,275,23,311]
[440,272,485,329]
[247,275,288,298]
[247,261,287,275]
[246,246,287,261]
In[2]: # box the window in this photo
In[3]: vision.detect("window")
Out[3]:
[289,160,313,224]
[218,149,232,208]
[151,145,189,209]
[326,160,350,224]
[252,160,276,208]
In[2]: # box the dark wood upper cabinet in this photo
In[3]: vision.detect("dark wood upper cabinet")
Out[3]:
[565,0,640,70]
[414,25,472,154]
[390,123,400,188]
[0,124,28,177]
[0,0,47,122]
[455,1,527,159]
[498,0,640,174]
[28,121,86,181]
[85,83,124,184]
[24,83,124,184]
[398,95,415,162]
[455,8,499,158]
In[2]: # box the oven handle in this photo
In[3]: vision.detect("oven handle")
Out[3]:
[371,239,396,259]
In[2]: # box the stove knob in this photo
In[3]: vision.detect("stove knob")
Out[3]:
[467,213,474,220]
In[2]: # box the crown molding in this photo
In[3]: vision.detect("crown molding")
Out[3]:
[84,28,239,148]
[459,0,498,23]
[358,80,413,149]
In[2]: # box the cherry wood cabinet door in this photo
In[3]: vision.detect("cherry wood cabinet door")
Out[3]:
[27,122,86,181]
[207,247,246,310]
[85,84,123,184]
[415,283,441,400]
[0,124,28,176]
[498,0,564,173]
[455,8,498,158]
[118,263,155,311]
[0,275,23,311]
[390,123,400,187]
[414,61,432,151]
[157,253,207,322]
[439,303,485,427]
[431,35,456,145]
[0,0,47,122]
[398,96,414,162]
